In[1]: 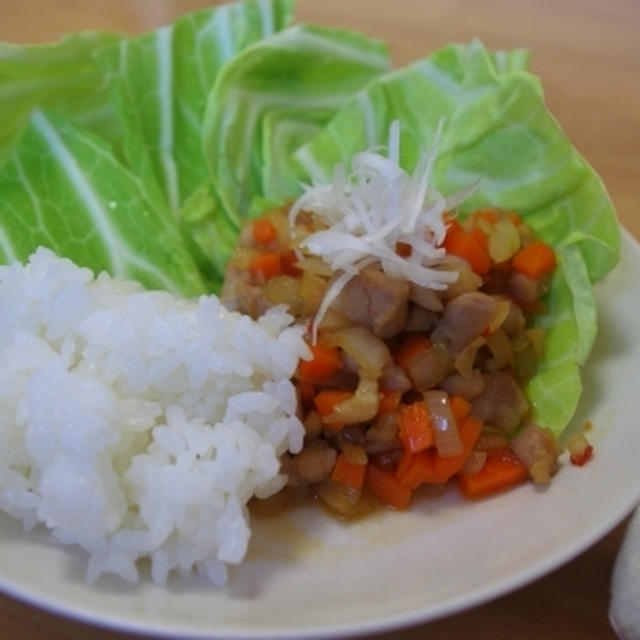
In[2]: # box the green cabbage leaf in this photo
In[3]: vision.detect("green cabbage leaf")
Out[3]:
[0,31,122,168]
[0,111,205,295]
[93,0,295,215]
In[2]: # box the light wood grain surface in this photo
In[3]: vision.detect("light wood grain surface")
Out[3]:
[0,0,638,638]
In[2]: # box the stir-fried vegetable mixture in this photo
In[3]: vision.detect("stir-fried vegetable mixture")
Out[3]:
[223,127,567,516]
[225,203,563,516]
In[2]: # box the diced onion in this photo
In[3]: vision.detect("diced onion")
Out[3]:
[340,442,368,465]
[317,309,353,331]
[488,218,521,263]
[423,390,463,457]
[454,336,486,378]
[315,481,364,519]
[440,258,483,301]
[296,256,334,277]
[486,329,513,370]
[263,275,302,314]
[409,282,443,311]
[488,298,512,332]
[298,272,327,316]
[325,377,380,425]
[323,325,391,379]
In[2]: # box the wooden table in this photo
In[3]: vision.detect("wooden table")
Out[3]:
[0,0,638,638]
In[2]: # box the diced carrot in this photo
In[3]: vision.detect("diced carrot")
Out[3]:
[460,414,484,449]
[399,402,434,453]
[570,444,594,466]
[567,433,594,466]
[249,252,282,281]
[364,464,412,510]
[512,240,556,280]
[313,390,353,416]
[394,334,431,371]
[252,218,277,245]
[394,450,424,489]
[470,226,489,250]
[449,395,471,423]
[297,344,341,382]
[443,226,491,275]
[378,389,402,414]
[457,447,528,499]
[397,415,482,488]
[331,454,367,490]
[281,249,302,276]
[473,209,499,225]
[395,447,414,479]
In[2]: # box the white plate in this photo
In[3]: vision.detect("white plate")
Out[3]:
[1,231,640,639]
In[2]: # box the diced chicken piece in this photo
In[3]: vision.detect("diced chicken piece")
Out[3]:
[331,265,409,338]
[474,430,509,452]
[233,281,273,318]
[365,409,402,454]
[369,449,403,471]
[404,341,452,392]
[432,292,499,354]
[507,271,547,304]
[340,424,367,445]
[511,423,560,484]
[440,368,485,400]
[405,304,438,333]
[471,371,529,433]
[291,440,337,484]
[379,360,412,393]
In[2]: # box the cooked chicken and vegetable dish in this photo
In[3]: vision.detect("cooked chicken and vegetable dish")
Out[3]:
[0,0,618,585]
[225,201,562,517]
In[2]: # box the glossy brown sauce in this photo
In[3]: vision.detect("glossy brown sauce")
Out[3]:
[249,484,380,521]
[249,480,450,521]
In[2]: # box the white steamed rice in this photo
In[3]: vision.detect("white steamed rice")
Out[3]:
[0,248,308,585]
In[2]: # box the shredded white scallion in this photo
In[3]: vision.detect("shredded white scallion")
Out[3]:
[289,120,478,340]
